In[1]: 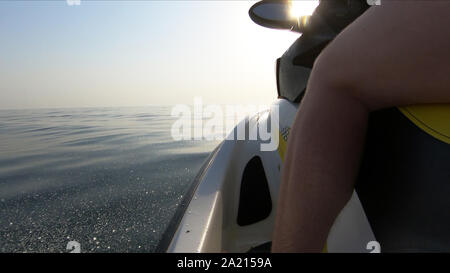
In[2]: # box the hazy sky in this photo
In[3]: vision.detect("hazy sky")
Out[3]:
[0,0,307,109]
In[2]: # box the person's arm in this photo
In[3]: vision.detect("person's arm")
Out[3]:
[272,1,450,252]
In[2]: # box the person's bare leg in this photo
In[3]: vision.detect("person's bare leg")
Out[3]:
[272,1,450,252]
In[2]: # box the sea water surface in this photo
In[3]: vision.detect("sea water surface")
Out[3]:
[0,106,222,252]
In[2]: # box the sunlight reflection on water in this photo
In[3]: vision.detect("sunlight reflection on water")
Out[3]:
[0,106,223,252]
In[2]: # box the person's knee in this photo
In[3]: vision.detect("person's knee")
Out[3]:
[307,47,380,111]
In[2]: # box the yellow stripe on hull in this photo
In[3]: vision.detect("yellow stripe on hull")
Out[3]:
[399,104,450,145]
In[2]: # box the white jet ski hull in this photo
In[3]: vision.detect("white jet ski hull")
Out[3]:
[164,98,377,253]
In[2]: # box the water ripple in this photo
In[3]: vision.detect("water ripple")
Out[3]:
[0,106,221,252]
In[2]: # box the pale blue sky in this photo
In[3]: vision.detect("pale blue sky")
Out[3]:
[0,0,302,109]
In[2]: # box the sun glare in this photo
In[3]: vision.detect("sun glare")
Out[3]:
[289,0,319,19]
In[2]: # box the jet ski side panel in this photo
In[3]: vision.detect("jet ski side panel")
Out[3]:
[166,99,376,253]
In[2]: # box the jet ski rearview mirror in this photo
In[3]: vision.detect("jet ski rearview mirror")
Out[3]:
[249,0,315,33]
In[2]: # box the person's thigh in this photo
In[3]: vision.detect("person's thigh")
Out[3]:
[310,0,450,110]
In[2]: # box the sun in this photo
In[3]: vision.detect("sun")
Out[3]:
[289,0,320,19]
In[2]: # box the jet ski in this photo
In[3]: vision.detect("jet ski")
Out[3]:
[157,0,450,253]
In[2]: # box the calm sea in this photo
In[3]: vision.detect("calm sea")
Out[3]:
[0,106,221,252]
